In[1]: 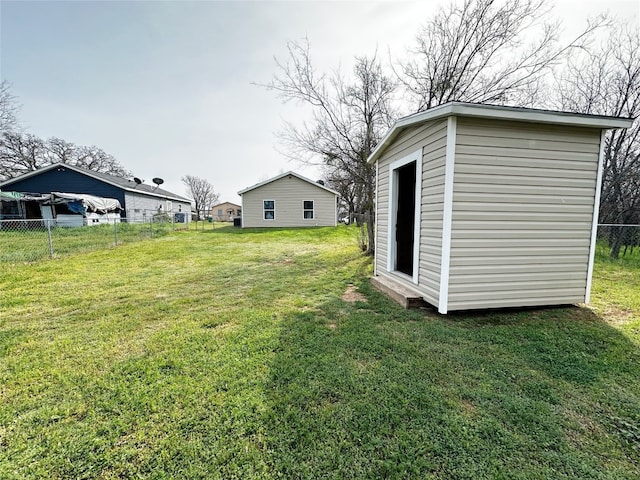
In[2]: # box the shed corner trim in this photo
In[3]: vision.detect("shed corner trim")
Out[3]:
[585,129,607,303]
[374,160,379,276]
[438,116,457,313]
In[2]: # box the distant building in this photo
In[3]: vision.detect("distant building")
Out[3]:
[209,202,241,221]
[0,162,191,224]
[238,171,338,228]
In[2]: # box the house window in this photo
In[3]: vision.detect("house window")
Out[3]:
[218,209,223,216]
[263,200,275,220]
[303,200,314,219]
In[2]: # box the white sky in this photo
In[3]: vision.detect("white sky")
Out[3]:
[1,0,638,203]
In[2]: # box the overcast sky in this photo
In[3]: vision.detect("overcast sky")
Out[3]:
[1,0,638,203]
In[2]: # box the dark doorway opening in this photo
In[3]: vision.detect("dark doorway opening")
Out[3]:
[24,201,42,219]
[395,161,416,276]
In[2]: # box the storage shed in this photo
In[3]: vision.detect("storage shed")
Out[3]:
[368,102,633,313]
[238,171,338,228]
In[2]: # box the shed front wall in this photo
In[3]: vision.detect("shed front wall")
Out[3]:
[241,175,336,228]
[447,117,601,310]
[375,119,448,306]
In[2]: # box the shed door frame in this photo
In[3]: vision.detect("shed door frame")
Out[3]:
[387,148,422,284]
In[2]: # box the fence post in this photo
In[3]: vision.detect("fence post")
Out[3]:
[46,220,54,258]
[114,219,118,245]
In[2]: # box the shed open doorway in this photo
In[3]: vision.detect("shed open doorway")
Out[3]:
[395,162,416,276]
[387,148,422,285]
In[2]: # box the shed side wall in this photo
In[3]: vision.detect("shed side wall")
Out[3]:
[375,119,448,306]
[448,117,601,310]
[241,175,336,227]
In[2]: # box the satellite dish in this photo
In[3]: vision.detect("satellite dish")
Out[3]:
[133,177,143,185]
[152,177,164,186]
[317,179,325,185]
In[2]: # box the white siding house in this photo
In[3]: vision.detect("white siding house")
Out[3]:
[123,191,190,224]
[238,172,338,228]
[368,102,633,313]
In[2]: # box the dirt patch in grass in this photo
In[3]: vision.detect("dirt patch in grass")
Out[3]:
[562,407,607,448]
[460,399,477,416]
[596,305,636,326]
[341,285,367,303]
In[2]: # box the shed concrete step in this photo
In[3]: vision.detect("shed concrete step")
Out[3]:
[371,275,427,309]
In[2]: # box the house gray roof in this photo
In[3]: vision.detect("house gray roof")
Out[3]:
[238,171,339,196]
[0,162,191,203]
[368,101,635,165]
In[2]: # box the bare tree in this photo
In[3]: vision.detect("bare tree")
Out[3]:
[398,0,605,111]
[44,138,131,176]
[0,132,131,181]
[70,145,131,177]
[0,132,46,180]
[182,175,219,220]
[0,81,21,133]
[322,165,360,221]
[556,24,640,258]
[44,137,76,164]
[259,39,396,254]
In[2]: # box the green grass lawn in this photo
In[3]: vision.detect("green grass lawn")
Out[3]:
[1,226,639,479]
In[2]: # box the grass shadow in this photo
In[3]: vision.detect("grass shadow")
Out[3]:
[262,285,640,479]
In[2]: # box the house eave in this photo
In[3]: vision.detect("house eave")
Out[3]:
[121,187,190,203]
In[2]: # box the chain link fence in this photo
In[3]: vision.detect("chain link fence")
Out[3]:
[597,224,640,259]
[0,217,182,264]
[4,216,638,264]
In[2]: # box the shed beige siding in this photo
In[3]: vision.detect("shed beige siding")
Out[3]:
[447,117,601,310]
[241,175,336,228]
[375,119,447,306]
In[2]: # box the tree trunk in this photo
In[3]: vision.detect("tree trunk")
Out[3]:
[365,209,375,256]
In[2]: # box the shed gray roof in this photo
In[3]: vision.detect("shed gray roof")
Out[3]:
[0,162,191,202]
[368,102,635,164]
[238,171,339,196]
